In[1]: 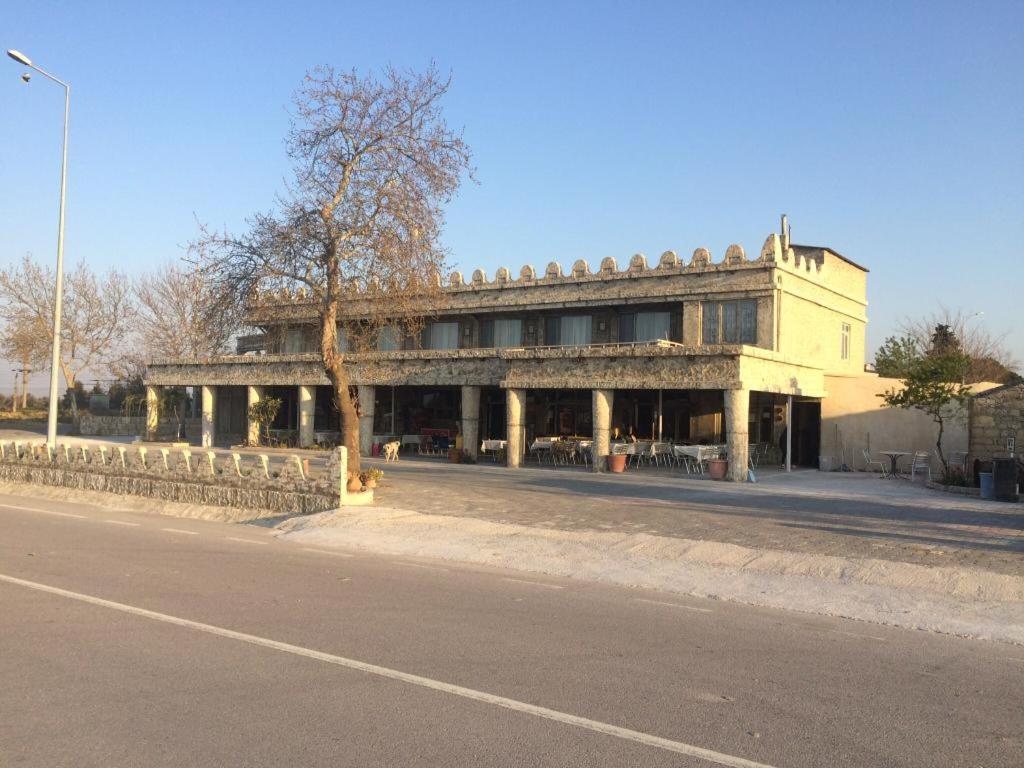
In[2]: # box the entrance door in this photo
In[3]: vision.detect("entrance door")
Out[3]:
[792,401,821,467]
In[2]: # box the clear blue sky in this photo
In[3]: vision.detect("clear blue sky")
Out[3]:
[2,1,1022,392]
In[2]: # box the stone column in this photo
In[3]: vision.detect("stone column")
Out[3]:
[592,388,613,472]
[357,385,375,455]
[298,385,315,448]
[201,385,217,448]
[145,385,162,441]
[724,388,750,482]
[246,385,264,446]
[506,388,526,468]
[461,385,481,460]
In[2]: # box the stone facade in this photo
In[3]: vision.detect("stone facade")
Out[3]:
[969,382,1024,461]
[143,227,867,481]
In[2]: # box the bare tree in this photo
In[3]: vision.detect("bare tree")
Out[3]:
[0,314,49,409]
[193,65,472,476]
[0,254,136,418]
[899,307,1019,383]
[136,261,237,359]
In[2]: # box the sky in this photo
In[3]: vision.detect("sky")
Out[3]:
[2,0,1022,393]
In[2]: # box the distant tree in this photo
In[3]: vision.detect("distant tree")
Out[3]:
[879,349,972,474]
[873,335,919,379]
[0,255,135,419]
[899,308,1018,384]
[135,261,237,360]
[0,315,49,410]
[192,65,473,475]
[108,373,146,414]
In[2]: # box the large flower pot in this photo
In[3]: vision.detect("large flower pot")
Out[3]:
[708,458,728,480]
[448,448,462,463]
[607,454,627,473]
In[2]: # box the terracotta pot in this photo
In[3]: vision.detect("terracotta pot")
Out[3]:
[448,448,462,463]
[363,476,378,489]
[346,476,363,492]
[708,458,729,480]
[606,453,627,473]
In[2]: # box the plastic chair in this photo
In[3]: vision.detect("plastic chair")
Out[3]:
[910,451,932,482]
[862,449,889,478]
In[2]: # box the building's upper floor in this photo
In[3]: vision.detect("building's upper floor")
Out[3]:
[237,228,869,377]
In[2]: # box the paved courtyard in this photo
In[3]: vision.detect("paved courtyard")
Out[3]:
[359,456,1024,577]
[2,425,1021,577]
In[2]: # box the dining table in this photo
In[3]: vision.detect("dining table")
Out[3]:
[877,450,909,478]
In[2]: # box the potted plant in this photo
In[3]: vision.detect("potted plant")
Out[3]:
[448,447,462,463]
[360,467,383,489]
[606,451,627,473]
[708,451,728,480]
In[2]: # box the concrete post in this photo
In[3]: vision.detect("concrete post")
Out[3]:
[506,388,526,468]
[246,385,264,445]
[724,388,750,482]
[298,385,315,448]
[785,395,793,473]
[592,388,613,472]
[461,385,481,460]
[145,385,162,441]
[357,385,375,455]
[201,385,217,448]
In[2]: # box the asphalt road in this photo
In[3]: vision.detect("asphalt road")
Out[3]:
[0,491,1021,767]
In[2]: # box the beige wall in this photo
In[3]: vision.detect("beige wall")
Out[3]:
[820,374,1000,471]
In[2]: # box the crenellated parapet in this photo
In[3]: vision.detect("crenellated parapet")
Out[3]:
[249,233,855,309]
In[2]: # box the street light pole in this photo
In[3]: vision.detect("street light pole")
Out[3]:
[7,49,70,448]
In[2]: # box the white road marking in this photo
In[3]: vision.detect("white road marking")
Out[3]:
[301,547,353,558]
[832,629,887,643]
[398,561,448,572]
[0,573,777,768]
[0,503,86,519]
[160,528,199,536]
[633,598,713,614]
[103,520,140,527]
[501,577,564,590]
[225,537,268,546]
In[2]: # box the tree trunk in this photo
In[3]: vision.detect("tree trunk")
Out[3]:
[320,295,360,476]
[934,417,948,475]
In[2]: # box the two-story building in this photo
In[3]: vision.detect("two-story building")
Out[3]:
[144,222,868,481]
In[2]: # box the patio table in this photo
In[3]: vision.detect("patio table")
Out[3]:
[480,439,507,454]
[878,450,909,478]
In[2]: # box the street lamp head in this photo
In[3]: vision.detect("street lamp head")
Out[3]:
[6,49,32,67]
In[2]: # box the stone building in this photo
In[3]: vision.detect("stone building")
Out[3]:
[145,222,870,481]
[969,381,1024,462]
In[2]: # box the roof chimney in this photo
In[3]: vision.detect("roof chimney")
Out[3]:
[780,214,790,251]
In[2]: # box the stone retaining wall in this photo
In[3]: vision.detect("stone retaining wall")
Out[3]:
[79,413,201,439]
[0,441,338,516]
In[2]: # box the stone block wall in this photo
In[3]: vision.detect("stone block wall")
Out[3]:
[79,414,201,439]
[0,440,339,516]
[970,383,1024,460]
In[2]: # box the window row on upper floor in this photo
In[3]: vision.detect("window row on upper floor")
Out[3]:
[277,300,761,353]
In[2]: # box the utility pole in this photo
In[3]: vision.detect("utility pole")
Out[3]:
[21,357,31,410]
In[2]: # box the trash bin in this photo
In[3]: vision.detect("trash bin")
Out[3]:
[979,472,994,500]
[991,458,1020,502]
[818,455,833,472]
